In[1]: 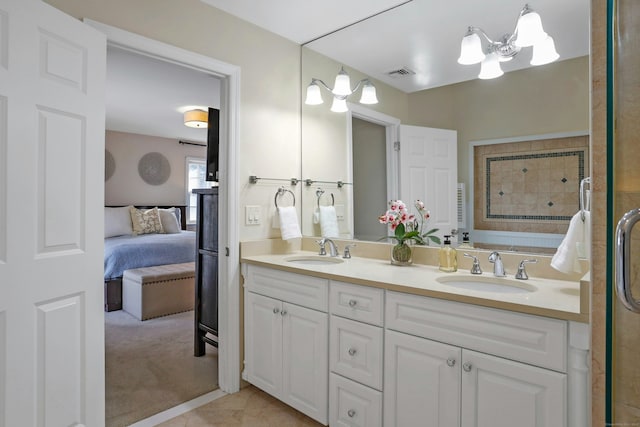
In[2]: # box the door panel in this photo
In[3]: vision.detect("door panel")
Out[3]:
[245,292,282,397]
[384,330,461,427]
[612,0,640,423]
[461,350,566,427]
[0,0,106,425]
[282,302,328,424]
[399,125,458,241]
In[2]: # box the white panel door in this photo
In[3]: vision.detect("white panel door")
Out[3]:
[245,292,283,398]
[384,330,461,427]
[461,349,567,427]
[399,125,457,241]
[282,302,328,425]
[0,0,106,425]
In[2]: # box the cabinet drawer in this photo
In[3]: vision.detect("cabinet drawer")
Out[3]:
[330,281,384,326]
[245,265,328,312]
[386,291,567,372]
[330,373,382,427]
[330,316,383,390]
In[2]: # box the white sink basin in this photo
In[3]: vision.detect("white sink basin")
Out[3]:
[436,276,536,294]
[284,255,344,265]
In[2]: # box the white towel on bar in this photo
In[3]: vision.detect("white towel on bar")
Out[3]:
[277,206,302,240]
[551,211,591,274]
[319,205,339,238]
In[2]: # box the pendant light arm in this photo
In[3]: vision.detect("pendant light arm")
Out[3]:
[310,78,333,93]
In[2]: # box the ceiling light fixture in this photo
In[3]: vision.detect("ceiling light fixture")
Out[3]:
[183,109,208,128]
[305,67,378,113]
[457,4,559,80]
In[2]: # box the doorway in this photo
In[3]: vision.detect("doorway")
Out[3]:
[87,19,241,424]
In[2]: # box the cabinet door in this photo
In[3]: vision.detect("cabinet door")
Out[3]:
[282,302,329,425]
[245,292,283,398]
[461,349,566,427]
[384,330,461,427]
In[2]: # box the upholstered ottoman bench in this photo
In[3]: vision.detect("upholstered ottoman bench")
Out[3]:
[122,262,195,320]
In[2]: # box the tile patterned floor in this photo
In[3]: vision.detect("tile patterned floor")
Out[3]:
[156,385,324,426]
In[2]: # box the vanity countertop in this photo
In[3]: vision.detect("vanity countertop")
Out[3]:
[241,251,588,323]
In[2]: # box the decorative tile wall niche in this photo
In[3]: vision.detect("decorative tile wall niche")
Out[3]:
[474,135,589,234]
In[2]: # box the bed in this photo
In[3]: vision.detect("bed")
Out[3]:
[104,205,196,311]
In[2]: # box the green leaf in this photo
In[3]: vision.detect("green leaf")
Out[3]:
[394,223,405,240]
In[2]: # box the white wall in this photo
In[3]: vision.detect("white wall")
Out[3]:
[104,130,207,206]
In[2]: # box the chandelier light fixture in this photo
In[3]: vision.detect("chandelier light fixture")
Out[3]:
[305,67,378,113]
[457,4,560,80]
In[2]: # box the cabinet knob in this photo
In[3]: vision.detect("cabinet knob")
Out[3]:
[348,347,357,356]
[446,358,456,367]
[273,308,280,314]
[347,409,356,418]
[281,310,287,316]
[348,299,357,307]
[463,362,472,372]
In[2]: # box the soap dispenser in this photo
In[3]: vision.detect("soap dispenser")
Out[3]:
[458,232,474,249]
[439,235,458,272]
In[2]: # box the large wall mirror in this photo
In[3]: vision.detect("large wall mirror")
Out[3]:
[300,0,590,254]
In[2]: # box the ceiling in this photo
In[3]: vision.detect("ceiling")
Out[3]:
[105,46,221,144]
[105,0,590,142]
[202,0,590,93]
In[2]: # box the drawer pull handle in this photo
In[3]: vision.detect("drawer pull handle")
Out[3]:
[463,362,472,372]
[348,347,357,356]
[446,358,456,367]
[281,310,287,316]
[347,409,356,418]
[273,308,280,314]
[348,299,357,307]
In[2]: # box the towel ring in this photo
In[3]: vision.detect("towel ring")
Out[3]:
[316,188,335,208]
[275,186,295,208]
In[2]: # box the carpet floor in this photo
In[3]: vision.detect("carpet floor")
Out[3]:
[105,310,218,427]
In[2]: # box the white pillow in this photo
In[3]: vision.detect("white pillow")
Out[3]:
[159,207,181,234]
[105,206,134,238]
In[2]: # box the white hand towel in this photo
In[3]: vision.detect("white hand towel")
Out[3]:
[313,207,320,224]
[277,206,302,240]
[551,211,590,274]
[319,205,339,238]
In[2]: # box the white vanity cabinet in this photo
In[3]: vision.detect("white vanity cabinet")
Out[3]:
[243,265,329,425]
[242,262,589,427]
[384,290,569,427]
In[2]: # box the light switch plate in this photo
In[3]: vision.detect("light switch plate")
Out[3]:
[335,204,345,220]
[245,205,261,225]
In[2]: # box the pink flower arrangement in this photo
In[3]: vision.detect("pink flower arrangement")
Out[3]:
[379,199,440,245]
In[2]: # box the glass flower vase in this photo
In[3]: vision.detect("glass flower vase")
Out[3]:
[391,241,413,266]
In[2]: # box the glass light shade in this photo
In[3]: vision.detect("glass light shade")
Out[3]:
[514,9,547,47]
[530,35,560,66]
[332,67,352,96]
[183,109,208,128]
[330,97,348,113]
[359,81,378,104]
[305,82,323,105]
[478,53,504,79]
[457,32,485,65]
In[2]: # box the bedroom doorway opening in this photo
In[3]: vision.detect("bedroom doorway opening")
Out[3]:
[91,20,241,426]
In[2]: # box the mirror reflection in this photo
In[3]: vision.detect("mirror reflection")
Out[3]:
[300,0,590,254]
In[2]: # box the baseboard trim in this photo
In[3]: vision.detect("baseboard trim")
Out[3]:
[127,388,227,427]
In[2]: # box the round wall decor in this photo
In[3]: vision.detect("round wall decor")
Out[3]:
[138,152,171,185]
[105,149,115,181]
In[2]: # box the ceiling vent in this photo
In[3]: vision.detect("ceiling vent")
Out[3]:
[385,67,416,78]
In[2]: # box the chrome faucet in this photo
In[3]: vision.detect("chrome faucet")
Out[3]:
[515,259,538,280]
[463,253,483,274]
[317,238,339,257]
[488,251,506,277]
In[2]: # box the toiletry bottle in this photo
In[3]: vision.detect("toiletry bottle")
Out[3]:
[439,235,458,272]
[458,232,474,249]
